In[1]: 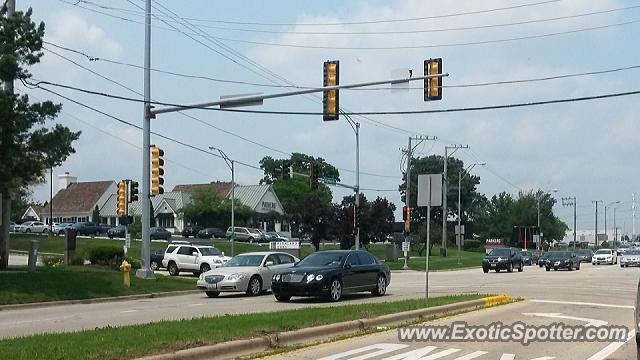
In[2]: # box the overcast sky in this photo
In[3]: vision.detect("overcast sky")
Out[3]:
[19,0,640,234]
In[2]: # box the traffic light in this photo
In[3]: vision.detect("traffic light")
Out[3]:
[282,160,291,180]
[424,58,443,101]
[151,146,164,195]
[117,180,126,217]
[309,162,319,189]
[129,180,139,203]
[404,206,411,233]
[323,60,339,121]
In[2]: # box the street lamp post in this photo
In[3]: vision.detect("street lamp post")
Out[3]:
[457,162,485,264]
[537,189,558,249]
[344,114,360,250]
[605,201,621,246]
[209,146,235,256]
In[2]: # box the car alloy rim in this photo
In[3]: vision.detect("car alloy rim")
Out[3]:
[378,276,386,294]
[151,261,158,270]
[251,278,260,294]
[331,280,341,300]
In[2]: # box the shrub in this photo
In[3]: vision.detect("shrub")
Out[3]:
[88,245,124,267]
[70,252,85,266]
[42,255,65,268]
[463,239,483,252]
[123,257,141,269]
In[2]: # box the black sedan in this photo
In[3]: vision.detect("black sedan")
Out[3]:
[520,250,533,266]
[182,225,202,238]
[107,225,126,239]
[150,249,166,270]
[150,227,171,240]
[271,250,390,302]
[538,252,551,267]
[482,247,524,273]
[576,249,594,263]
[545,251,580,271]
[197,227,226,239]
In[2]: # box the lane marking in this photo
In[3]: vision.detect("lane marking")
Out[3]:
[499,355,515,360]
[585,330,636,360]
[452,351,489,360]
[522,312,608,327]
[318,343,408,360]
[530,299,634,309]
[121,310,138,313]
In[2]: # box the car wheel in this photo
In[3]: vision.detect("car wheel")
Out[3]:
[518,263,523,272]
[275,293,291,302]
[372,274,387,296]
[205,291,220,298]
[167,262,179,276]
[246,276,262,296]
[150,260,159,271]
[327,278,342,302]
[546,267,550,271]
[200,263,211,274]
[576,262,581,270]
[483,268,489,273]
[25,229,31,233]
[507,263,513,273]
[568,265,573,271]
[495,269,500,273]
[43,229,48,234]
[108,235,113,239]
[248,237,254,243]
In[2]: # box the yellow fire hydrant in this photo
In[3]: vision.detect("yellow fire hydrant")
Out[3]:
[120,260,131,288]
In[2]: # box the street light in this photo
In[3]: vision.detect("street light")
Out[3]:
[343,114,360,250]
[209,146,235,257]
[537,188,558,249]
[457,162,485,264]
[605,201,621,246]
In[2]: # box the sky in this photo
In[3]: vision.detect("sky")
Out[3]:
[17,0,640,234]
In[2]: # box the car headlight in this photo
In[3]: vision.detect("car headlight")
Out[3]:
[213,259,222,264]
[275,274,281,281]
[497,257,502,262]
[306,274,315,283]
[315,274,323,281]
[228,273,247,281]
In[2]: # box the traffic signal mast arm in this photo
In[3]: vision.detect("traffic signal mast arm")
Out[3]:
[150,72,449,115]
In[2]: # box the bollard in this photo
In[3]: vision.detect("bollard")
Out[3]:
[119,260,131,287]
[28,240,38,272]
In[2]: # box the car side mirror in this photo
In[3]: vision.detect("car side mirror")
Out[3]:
[192,252,198,257]
[265,261,274,267]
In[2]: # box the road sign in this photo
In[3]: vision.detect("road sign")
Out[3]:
[456,234,464,246]
[455,225,465,235]
[402,241,410,252]
[322,178,337,185]
[270,241,300,250]
[417,174,442,207]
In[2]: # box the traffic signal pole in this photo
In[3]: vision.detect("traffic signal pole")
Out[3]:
[355,122,360,250]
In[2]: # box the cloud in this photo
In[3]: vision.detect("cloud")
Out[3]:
[47,10,123,58]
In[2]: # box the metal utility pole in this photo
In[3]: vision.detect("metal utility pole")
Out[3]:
[210,146,235,256]
[457,162,485,264]
[49,167,53,233]
[604,201,620,245]
[592,200,602,247]
[442,144,468,256]
[562,197,577,250]
[633,193,636,240]
[344,115,361,250]
[613,205,619,247]
[136,0,154,279]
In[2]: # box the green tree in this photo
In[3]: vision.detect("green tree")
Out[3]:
[91,205,100,223]
[259,153,340,185]
[332,194,397,249]
[181,188,253,229]
[0,6,81,268]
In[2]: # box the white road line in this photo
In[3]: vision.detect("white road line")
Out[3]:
[452,351,488,360]
[121,310,138,313]
[522,312,608,327]
[188,303,203,307]
[530,299,634,309]
[499,354,515,360]
[317,343,408,360]
[585,330,636,360]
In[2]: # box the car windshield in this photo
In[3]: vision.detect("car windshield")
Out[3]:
[488,249,511,257]
[625,250,640,255]
[297,252,346,267]
[595,249,611,255]
[199,247,222,256]
[548,252,569,259]
[577,250,591,255]
[224,255,264,267]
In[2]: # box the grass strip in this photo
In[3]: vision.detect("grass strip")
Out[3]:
[0,294,485,360]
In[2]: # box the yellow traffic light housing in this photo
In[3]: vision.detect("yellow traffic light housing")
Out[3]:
[117,180,126,217]
[323,60,339,121]
[151,146,164,195]
[424,58,443,101]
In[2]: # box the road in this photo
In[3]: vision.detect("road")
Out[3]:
[0,262,637,341]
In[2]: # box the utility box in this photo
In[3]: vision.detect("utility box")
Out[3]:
[64,228,78,264]
[385,242,399,262]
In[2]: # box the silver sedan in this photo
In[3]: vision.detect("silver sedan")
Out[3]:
[197,251,299,298]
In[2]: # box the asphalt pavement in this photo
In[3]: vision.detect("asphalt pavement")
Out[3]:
[0,262,637,342]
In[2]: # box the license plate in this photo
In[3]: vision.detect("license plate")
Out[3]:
[207,283,217,289]
[490,264,496,267]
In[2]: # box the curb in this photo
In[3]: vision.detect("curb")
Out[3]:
[137,295,513,360]
[390,266,481,273]
[9,250,64,256]
[0,290,200,311]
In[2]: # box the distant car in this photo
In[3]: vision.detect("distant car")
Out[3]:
[538,252,552,267]
[482,247,524,273]
[71,222,103,236]
[545,251,580,271]
[271,250,390,302]
[520,251,533,266]
[52,223,73,235]
[225,226,263,243]
[250,228,269,243]
[621,249,640,268]
[8,221,16,232]
[196,251,299,297]
[197,227,226,239]
[150,249,166,270]
[617,244,630,256]
[163,244,231,276]
[266,232,288,241]
[150,227,171,241]
[17,221,48,233]
[182,225,202,238]
[592,249,617,265]
[107,225,127,239]
[99,223,113,234]
[576,249,594,263]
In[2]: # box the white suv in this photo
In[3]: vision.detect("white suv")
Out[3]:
[162,244,231,276]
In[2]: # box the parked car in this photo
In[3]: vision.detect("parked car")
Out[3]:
[225,227,264,243]
[8,221,16,232]
[617,244,630,256]
[266,232,288,241]
[99,223,113,234]
[150,249,166,270]
[162,244,231,276]
[545,251,580,271]
[538,252,552,267]
[576,249,594,263]
[250,228,269,243]
[271,250,390,302]
[52,222,73,235]
[150,227,171,240]
[71,222,103,236]
[17,221,48,233]
[196,251,299,298]
[107,225,127,239]
[520,251,533,266]
[482,247,524,273]
[592,249,617,265]
[182,225,202,238]
[621,249,640,268]
[197,227,226,239]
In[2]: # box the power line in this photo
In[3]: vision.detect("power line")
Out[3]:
[68,0,560,27]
